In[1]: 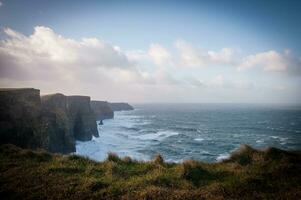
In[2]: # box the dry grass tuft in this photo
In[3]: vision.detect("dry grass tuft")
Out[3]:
[153,154,164,165]
[122,156,133,163]
[106,152,120,162]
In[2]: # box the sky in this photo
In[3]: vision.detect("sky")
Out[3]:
[0,0,300,103]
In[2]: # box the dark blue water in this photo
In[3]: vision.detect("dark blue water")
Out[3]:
[76,104,301,162]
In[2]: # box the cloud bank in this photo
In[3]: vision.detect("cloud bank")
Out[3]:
[0,26,300,103]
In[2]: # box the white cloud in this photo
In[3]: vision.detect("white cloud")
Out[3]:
[239,50,288,71]
[126,50,149,62]
[175,39,208,67]
[0,26,133,81]
[173,40,300,77]
[126,43,171,66]
[209,75,224,86]
[208,48,235,64]
[0,2,2,7]
[174,39,235,68]
[148,43,171,66]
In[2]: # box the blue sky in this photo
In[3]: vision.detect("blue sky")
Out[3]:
[1,0,301,52]
[0,0,300,103]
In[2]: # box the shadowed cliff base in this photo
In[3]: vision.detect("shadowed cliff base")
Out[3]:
[0,144,300,200]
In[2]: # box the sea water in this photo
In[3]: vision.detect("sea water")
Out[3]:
[76,103,301,162]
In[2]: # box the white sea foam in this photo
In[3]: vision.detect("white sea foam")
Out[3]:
[131,130,179,141]
[201,150,211,155]
[270,136,287,141]
[279,137,288,145]
[76,111,150,161]
[256,139,264,143]
[165,158,184,163]
[76,110,180,161]
[194,138,204,142]
[216,153,230,161]
[269,136,288,145]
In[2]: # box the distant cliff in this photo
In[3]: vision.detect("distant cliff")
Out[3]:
[91,101,114,120]
[0,88,98,153]
[109,102,134,111]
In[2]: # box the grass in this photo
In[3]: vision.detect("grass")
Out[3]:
[0,144,300,200]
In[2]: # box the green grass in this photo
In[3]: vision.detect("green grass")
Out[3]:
[0,144,300,200]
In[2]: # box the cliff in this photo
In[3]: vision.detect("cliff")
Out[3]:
[0,88,42,149]
[67,96,98,141]
[0,88,99,153]
[109,102,134,111]
[91,100,114,120]
[40,94,75,153]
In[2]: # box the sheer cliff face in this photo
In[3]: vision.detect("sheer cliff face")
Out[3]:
[109,103,134,111]
[40,94,99,152]
[0,88,99,153]
[0,88,41,149]
[0,88,132,153]
[41,94,75,153]
[91,101,114,120]
[67,96,98,141]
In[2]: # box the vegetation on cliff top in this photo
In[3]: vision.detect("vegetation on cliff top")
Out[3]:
[0,144,300,200]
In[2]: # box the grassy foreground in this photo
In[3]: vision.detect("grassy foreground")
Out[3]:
[0,144,300,200]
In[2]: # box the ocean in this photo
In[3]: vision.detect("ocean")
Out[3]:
[76,103,301,162]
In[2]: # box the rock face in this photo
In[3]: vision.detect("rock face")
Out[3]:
[40,94,75,153]
[90,101,114,120]
[0,88,99,153]
[0,88,42,149]
[109,103,134,111]
[0,88,133,154]
[67,96,98,141]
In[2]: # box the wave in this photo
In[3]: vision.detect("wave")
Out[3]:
[270,136,288,141]
[269,135,289,145]
[216,153,230,161]
[122,127,141,132]
[174,127,197,132]
[130,130,179,141]
[194,138,204,142]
